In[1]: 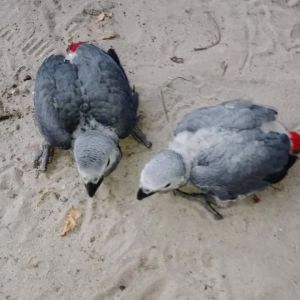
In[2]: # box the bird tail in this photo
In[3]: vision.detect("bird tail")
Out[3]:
[289,131,300,153]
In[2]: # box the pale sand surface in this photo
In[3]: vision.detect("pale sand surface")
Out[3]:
[1,0,300,299]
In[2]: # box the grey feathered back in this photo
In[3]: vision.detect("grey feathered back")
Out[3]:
[34,55,81,148]
[71,44,138,138]
[34,44,138,149]
[175,99,277,134]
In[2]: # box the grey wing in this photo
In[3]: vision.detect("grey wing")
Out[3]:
[34,55,81,148]
[175,99,277,135]
[190,130,292,200]
[73,44,138,138]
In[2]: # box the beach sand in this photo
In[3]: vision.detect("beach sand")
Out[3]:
[1,0,300,299]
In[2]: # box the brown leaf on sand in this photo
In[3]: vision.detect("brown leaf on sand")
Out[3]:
[59,207,81,236]
[101,32,119,40]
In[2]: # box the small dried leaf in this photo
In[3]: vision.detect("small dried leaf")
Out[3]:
[83,8,112,21]
[101,32,119,40]
[83,8,103,16]
[59,207,81,236]
[97,11,106,21]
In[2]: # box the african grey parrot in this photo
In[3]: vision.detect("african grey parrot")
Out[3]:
[34,42,151,197]
[137,99,299,219]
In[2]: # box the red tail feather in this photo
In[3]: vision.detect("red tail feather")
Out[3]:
[67,41,85,53]
[289,131,300,153]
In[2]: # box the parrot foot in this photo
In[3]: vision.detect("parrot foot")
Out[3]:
[175,189,224,220]
[252,194,261,203]
[131,126,152,148]
[202,196,224,220]
[33,143,54,172]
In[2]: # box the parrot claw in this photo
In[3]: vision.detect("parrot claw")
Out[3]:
[33,143,54,172]
[202,196,224,220]
[175,189,224,220]
[131,89,152,148]
[131,126,152,148]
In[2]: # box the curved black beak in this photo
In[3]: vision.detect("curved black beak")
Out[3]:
[137,189,155,200]
[85,178,103,197]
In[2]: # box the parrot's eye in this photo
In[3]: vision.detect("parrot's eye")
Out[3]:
[164,183,171,188]
[106,159,110,167]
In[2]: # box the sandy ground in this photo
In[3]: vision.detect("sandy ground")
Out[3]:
[1,0,300,299]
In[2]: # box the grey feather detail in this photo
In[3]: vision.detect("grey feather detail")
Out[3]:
[71,44,138,138]
[34,44,138,148]
[34,55,81,148]
[190,129,290,200]
[175,99,277,135]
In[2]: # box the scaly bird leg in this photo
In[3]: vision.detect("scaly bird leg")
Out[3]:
[175,189,224,220]
[202,195,224,220]
[33,143,54,172]
[131,126,152,148]
[131,88,152,149]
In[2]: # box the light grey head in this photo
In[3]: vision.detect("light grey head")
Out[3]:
[137,149,188,200]
[73,130,121,197]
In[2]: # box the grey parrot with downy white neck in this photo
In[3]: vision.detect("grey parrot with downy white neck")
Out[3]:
[137,100,299,219]
[34,42,151,197]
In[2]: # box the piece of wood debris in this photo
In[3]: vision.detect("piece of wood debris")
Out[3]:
[0,114,13,122]
[193,12,221,51]
[59,207,81,236]
[83,8,103,16]
[101,32,119,40]
[83,8,113,20]
[23,75,32,81]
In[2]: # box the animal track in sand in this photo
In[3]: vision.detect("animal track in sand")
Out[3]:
[0,0,115,75]
[272,0,300,8]
[160,244,223,299]
[159,8,221,59]
[159,77,203,130]
[239,4,279,73]
[92,248,168,300]
[291,23,300,39]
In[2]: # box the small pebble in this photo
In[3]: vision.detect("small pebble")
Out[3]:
[60,196,69,202]
[23,75,32,81]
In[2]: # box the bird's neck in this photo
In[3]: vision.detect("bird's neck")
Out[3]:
[180,154,192,182]
[168,149,192,184]
[73,121,119,143]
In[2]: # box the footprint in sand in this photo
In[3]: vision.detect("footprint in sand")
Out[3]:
[291,23,300,40]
